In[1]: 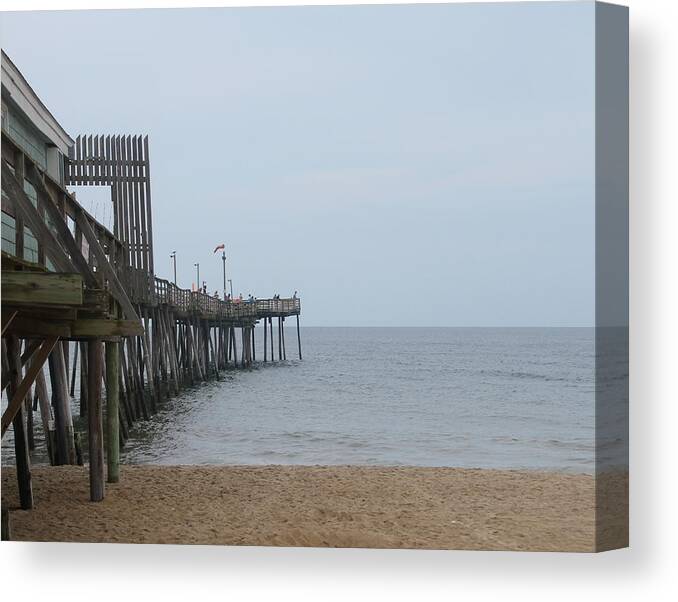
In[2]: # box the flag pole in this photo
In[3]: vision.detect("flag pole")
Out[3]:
[222,250,227,300]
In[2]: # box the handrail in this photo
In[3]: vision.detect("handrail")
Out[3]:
[153,277,300,318]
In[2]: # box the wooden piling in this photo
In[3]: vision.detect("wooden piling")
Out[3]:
[79,341,88,416]
[57,344,76,463]
[119,343,136,422]
[1,507,10,541]
[48,345,75,465]
[208,327,219,378]
[34,367,56,465]
[69,341,78,397]
[296,314,302,360]
[278,317,282,361]
[141,324,157,412]
[105,341,120,483]
[6,336,33,509]
[26,390,35,451]
[269,317,274,361]
[252,325,256,362]
[87,339,105,501]
[231,327,238,368]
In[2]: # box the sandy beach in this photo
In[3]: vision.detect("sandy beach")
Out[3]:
[1,465,627,551]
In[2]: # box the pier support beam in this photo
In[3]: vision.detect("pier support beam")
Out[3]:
[34,368,56,465]
[105,341,120,484]
[79,341,88,417]
[269,317,274,361]
[296,314,302,360]
[69,342,78,397]
[87,340,105,501]
[6,336,33,510]
[49,343,76,464]
[263,318,267,362]
[231,327,238,368]
[251,326,256,363]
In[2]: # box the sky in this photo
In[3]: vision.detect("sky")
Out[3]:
[0,2,595,326]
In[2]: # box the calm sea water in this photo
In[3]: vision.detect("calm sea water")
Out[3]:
[123,327,599,472]
[3,328,627,473]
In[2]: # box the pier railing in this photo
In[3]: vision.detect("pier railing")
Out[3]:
[154,277,300,320]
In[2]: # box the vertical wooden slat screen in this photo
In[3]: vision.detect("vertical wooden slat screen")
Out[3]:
[64,133,156,304]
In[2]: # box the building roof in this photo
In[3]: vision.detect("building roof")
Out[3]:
[1,50,74,154]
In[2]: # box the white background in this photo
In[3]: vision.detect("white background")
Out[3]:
[1,1,676,600]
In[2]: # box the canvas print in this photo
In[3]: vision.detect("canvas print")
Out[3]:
[0,1,628,552]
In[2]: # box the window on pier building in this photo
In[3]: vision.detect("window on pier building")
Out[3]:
[1,211,16,256]
[1,161,17,256]
[22,178,39,264]
[58,150,65,184]
[44,202,61,240]
[47,146,65,185]
[23,226,38,263]
[5,105,48,171]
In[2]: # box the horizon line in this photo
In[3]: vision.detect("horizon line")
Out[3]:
[293,325,599,329]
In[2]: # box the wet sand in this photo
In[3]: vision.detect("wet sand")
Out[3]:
[1,465,627,551]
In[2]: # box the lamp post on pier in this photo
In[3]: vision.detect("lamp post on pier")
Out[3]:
[227,279,233,298]
[170,250,177,286]
[194,262,200,291]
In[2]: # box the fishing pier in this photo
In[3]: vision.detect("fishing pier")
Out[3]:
[0,51,302,515]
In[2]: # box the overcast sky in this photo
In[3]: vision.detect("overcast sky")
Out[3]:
[1,2,595,326]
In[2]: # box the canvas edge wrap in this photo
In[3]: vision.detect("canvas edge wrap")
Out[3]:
[595,0,629,552]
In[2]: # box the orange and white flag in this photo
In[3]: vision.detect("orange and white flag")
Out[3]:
[213,243,225,254]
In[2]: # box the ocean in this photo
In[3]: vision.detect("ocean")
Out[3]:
[121,327,599,472]
[3,327,624,473]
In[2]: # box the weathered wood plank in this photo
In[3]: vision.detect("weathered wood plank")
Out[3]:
[81,288,112,315]
[71,319,144,338]
[1,272,83,306]
[6,317,72,338]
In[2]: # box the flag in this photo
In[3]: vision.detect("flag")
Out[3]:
[213,243,225,254]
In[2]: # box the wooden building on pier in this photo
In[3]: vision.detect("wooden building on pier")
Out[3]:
[0,51,302,519]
